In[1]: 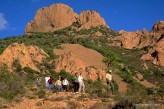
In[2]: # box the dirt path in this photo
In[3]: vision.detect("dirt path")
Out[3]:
[133,77,156,88]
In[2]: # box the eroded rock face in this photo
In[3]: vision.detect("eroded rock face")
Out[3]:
[27,45,49,63]
[114,31,141,49]
[25,3,77,33]
[151,21,164,34]
[0,43,49,71]
[78,11,107,29]
[53,44,106,81]
[54,52,106,81]
[25,3,108,33]
[141,34,164,66]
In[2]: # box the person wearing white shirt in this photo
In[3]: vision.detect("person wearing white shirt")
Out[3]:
[62,78,69,92]
[45,75,50,89]
[106,70,114,94]
[78,73,85,93]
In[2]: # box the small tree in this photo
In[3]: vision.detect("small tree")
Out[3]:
[102,50,117,68]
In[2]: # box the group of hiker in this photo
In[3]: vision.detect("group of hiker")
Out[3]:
[36,72,86,93]
[36,70,114,94]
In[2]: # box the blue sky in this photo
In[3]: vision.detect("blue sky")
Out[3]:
[0,0,164,39]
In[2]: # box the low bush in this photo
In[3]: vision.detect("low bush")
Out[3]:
[37,89,46,98]
[0,65,25,100]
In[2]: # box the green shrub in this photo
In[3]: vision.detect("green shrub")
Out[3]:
[12,59,22,73]
[120,71,133,83]
[0,65,25,100]
[146,88,154,95]
[23,67,39,86]
[59,69,73,80]
[37,90,46,98]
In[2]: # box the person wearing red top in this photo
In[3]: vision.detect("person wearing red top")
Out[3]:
[48,76,53,90]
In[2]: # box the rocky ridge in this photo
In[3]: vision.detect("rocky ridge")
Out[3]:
[113,21,164,66]
[25,3,108,33]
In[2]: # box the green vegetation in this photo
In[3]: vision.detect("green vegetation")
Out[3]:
[0,65,25,100]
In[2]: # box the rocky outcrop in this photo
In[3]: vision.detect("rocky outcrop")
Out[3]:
[112,21,164,66]
[113,21,164,49]
[25,3,108,33]
[151,21,164,34]
[93,31,103,37]
[78,11,107,29]
[114,31,142,49]
[141,34,164,66]
[25,3,77,33]
[54,51,106,81]
[0,43,49,71]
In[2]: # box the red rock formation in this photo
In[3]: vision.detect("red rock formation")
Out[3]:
[25,3,108,33]
[114,21,164,49]
[114,31,141,49]
[25,3,77,33]
[141,34,164,66]
[78,11,108,29]
[151,21,164,34]
[0,43,48,71]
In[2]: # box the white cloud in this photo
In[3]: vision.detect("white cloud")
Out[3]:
[0,13,8,30]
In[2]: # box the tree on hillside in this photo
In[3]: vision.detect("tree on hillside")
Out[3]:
[102,50,117,68]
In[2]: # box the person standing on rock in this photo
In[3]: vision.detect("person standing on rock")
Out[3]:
[73,73,79,93]
[78,72,85,93]
[106,70,114,95]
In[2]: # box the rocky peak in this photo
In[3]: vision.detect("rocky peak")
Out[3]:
[25,3,77,33]
[142,28,148,34]
[78,10,108,29]
[151,21,164,34]
[25,3,108,33]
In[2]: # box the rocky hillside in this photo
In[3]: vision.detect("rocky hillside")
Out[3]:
[0,43,49,71]
[113,21,164,66]
[25,3,108,33]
